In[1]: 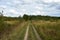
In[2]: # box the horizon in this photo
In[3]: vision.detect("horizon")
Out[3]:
[0,0,60,17]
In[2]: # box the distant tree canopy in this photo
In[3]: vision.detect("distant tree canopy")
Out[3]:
[0,13,60,21]
[23,14,60,21]
[23,14,29,21]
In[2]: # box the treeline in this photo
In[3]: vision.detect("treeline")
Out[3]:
[0,14,60,21]
[23,14,60,21]
[0,16,22,21]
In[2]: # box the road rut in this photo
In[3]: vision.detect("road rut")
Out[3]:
[24,25,29,40]
[32,26,42,40]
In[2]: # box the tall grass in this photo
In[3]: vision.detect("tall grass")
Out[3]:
[0,18,21,39]
[32,20,60,40]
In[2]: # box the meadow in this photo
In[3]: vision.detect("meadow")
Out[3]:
[0,15,60,40]
[32,20,60,40]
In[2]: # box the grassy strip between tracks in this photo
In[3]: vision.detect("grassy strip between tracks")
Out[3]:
[28,24,38,40]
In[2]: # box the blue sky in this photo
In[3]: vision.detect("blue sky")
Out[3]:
[0,0,60,17]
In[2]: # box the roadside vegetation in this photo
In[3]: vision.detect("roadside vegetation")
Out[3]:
[0,14,60,40]
[32,20,60,40]
[23,14,60,40]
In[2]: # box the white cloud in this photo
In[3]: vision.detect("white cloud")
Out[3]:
[43,0,53,3]
[23,0,32,3]
[6,2,12,5]
[13,0,21,4]
[35,6,43,10]
[21,9,26,12]
[42,0,60,3]
[0,5,7,8]
[0,0,60,17]
[22,0,38,4]
[9,9,18,14]
[0,5,7,13]
[54,0,60,2]
[34,11,47,15]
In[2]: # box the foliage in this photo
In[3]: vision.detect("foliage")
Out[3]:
[23,14,60,21]
[23,14,29,21]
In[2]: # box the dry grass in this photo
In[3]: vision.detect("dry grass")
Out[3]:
[32,20,60,40]
[4,21,19,25]
[0,21,28,40]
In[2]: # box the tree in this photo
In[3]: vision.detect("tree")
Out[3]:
[23,14,29,21]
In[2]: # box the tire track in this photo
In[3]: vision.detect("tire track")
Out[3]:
[24,25,29,40]
[32,26,42,40]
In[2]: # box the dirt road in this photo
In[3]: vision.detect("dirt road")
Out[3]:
[24,25,29,40]
[32,26,42,40]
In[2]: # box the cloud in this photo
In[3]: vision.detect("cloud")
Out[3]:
[22,0,37,3]
[9,9,17,14]
[0,0,60,17]
[0,5,7,8]
[42,0,60,3]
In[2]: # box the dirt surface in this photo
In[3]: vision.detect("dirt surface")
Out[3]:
[24,25,29,40]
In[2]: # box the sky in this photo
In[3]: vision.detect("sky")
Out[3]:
[0,0,60,17]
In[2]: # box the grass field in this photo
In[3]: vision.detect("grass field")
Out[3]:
[0,16,60,40]
[32,20,60,40]
[0,20,28,40]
